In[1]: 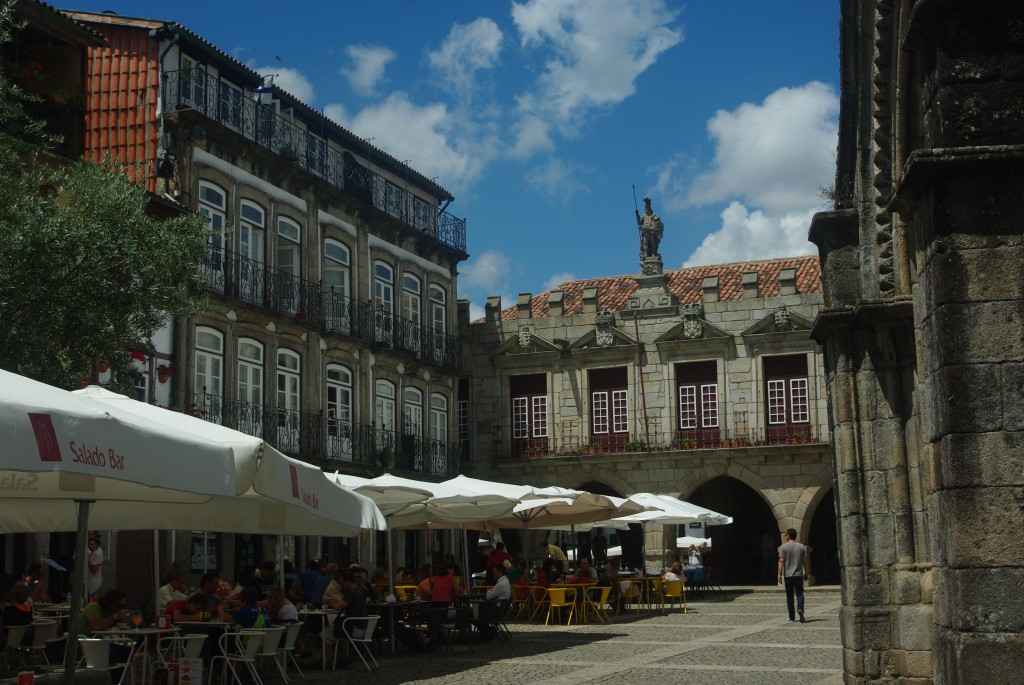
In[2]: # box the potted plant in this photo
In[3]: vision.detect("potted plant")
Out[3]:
[131,350,147,363]
[157,363,175,384]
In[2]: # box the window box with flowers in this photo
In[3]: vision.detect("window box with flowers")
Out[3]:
[157,363,175,384]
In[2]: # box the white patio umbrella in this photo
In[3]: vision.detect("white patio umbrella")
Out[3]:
[0,369,255,685]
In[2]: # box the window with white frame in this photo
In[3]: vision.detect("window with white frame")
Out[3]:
[239,201,265,303]
[324,239,351,332]
[277,217,301,311]
[375,380,396,434]
[180,56,207,111]
[194,327,224,398]
[218,80,242,130]
[589,367,628,447]
[510,374,548,455]
[276,349,301,451]
[402,274,421,324]
[198,182,226,289]
[306,133,325,176]
[430,394,448,442]
[326,364,353,459]
[675,360,720,447]
[429,284,446,333]
[403,387,423,437]
[237,339,263,405]
[763,354,810,427]
[374,261,394,313]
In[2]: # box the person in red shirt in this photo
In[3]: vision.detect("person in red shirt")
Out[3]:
[485,542,512,584]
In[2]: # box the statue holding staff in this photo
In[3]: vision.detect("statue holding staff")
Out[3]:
[636,195,664,259]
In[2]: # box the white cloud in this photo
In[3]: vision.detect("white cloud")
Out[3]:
[341,45,397,97]
[460,249,511,294]
[683,202,817,268]
[509,111,554,159]
[252,66,315,104]
[525,157,591,203]
[511,0,681,134]
[543,272,576,290]
[327,92,488,189]
[684,81,839,215]
[428,18,503,98]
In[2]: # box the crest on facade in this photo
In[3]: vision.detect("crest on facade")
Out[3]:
[681,303,703,339]
[518,325,532,350]
[595,311,615,347]
[773,306,793,331]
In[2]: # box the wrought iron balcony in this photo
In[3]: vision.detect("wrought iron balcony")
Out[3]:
[163,68,466,253]
[504,423,830,459]
[189,392,460,476]
[202,245,324,326]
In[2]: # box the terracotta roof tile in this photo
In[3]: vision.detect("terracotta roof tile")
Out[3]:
[496,255,821,321]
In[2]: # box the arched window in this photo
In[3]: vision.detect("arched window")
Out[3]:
[373,261,394,346]
[239,201,265,304]
[429,284,446,333]
[194,327,224,399]
[401,274,421,350]
[324,239,351,333]
[375,379,396,435]
[430,393,448,443]
[277,217,301,311]
[276,349,301,451]
[198,182,226,291]
[326,364,354,460]
[403,387,423,437]
[237,338,264,405]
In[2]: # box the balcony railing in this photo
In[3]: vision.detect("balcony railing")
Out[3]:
[190,392,460,476]
[505,424,830,459]
[163,68,466,253]
[202,248,462,370]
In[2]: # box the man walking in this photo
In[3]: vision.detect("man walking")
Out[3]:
[778,528,809,622]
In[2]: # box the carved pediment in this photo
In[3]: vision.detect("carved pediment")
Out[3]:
[564,327,637,351]
[741,306,815,336]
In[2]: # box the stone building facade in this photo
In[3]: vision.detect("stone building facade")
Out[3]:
[460,255,840,583]
[809,1,1024,682]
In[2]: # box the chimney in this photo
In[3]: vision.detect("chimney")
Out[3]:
[485,296,503,325]
[516,293,532,319]
[548,289,564,317]
[582,286,599,314]
[779,267,797,296]
[702,275,719,303]
[742,271,759,299]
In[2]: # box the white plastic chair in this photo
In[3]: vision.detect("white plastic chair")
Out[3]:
[5,624,29,649]
[28,619,58,664]
[157,633,208,666]
[276,622,304,681]
[210,630,263,685]
[341,616,379,672]
[253,627,285,683]
[79,637,136,685]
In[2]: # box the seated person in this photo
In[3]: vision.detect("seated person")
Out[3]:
[157,570,188,613]
[568,558,598,584]
[323,571,365,666]
[218,586,271,628]
[536,558,561,588]
[663,561,683,582]
[429,564,455,605]
[264,585,299,622]
[485,565,510,602]
[4,585,35,646]
[599,557,621,582]
[414,564,433,600]
[79,589,128,637]
[165,592,208,623]
[24,563,49,603]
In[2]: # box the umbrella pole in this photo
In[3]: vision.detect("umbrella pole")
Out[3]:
[460,524,469,595]
[63,499,93,685]
[203,531,209,573]
[154,531,160,618]
[386,519,396,654]
[279,535,285,589]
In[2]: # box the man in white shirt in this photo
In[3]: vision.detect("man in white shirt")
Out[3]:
[86,536,104,597]
[486,565,510,601]
[157,570,188,613]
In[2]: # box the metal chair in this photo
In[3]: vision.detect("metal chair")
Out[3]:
[156,633,208,667]
[210,629,264,685]
[544,587,576,625]
[253,626,286,683]
[276,622,304,681]
[341,615,380,671]
[615,580,642,614]
[493,599,511,641]
[662,579,688,613]
[584,586,613,624]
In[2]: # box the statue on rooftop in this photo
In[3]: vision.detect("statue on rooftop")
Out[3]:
[636,196,664,259]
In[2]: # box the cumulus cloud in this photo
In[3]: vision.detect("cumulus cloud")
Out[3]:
[509,112,554,159]
[341,45,397,97]
[252,66,315,104]
[685,81,838,215]
[511,0,681,134]
[683,203,817,267]
[428,18,503,98]
[461,250,512,294]
[525,157,591,203]
[543,272,576,290]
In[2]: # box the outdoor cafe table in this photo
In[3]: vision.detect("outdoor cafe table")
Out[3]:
[366,600,428,654]
[297,609,333,668]
[551,583,598,623]
[93,625,180,685]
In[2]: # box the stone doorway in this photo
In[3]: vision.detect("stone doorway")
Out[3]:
[689,477,778,584]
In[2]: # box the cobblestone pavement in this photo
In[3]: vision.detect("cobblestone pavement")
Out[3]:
[295,587,843,685]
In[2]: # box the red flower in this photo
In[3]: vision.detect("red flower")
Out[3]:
[131,351,147,362]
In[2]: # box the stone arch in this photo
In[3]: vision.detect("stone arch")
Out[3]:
[805,484,840,585]
[565,464,632,498]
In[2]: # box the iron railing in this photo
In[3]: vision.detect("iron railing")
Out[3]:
[506,424,830,459]
[190,391,460,476]
[163,68,466,252]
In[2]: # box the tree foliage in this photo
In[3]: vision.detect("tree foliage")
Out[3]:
[0,2,209,390]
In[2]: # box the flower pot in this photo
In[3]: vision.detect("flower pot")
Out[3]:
[158,373,170,384]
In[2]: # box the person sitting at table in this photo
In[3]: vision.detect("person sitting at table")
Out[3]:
[323,570,364,667]
[165,592,208,623]
[218,586,271,628]
[599,557,621,581]
[264,585,299,623]
[350,566,377,602]
[429,564,456,606]
[157,570,188,613]
[662,561,683,582]
[486,565,510,602]
[569,557,598,584]
[3,585,35,646]
[198,572,224,611]
[536,558,561,588]
[23,563,49,603]
[79,589,128,637]
[414,564,433,600]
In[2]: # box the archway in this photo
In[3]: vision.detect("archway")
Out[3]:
[576,480,642,571]
[689,476,778,584]
[808,488,840,585]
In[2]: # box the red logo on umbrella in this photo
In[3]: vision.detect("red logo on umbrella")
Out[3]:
[28,413,62,462]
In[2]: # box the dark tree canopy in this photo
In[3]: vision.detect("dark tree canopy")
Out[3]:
[0,2,209,390]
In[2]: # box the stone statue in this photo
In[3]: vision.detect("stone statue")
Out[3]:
[636,196,664,259]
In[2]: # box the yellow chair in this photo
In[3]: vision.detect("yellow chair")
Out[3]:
[615,580,642,614]
[585,586,613,624]
[544,587,576,625]
[663,579,687,613]
[527,585,550,622]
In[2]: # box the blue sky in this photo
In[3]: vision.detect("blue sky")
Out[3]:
[65,1,840,318]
